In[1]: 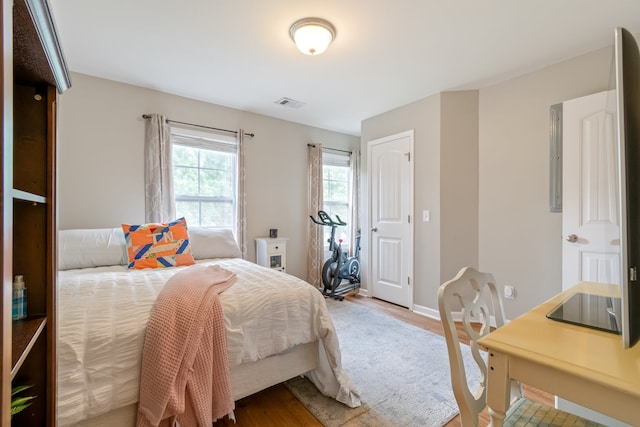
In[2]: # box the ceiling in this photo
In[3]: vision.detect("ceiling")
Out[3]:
[50,0,640,136]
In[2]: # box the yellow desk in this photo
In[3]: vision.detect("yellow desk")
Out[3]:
[477,282,640,426]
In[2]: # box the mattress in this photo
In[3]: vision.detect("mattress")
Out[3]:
[57,258,358,426]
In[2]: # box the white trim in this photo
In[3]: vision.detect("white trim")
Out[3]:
[357,288,369,297]
[410,303,500,328]
[412,304,439,320]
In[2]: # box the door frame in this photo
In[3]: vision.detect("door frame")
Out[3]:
[367,129,414,308]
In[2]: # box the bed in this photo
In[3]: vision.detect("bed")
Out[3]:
[56,226,360,426]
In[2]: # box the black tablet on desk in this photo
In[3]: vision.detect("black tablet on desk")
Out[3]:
[546,292,621,335]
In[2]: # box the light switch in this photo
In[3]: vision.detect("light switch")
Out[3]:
[423,210,430,222]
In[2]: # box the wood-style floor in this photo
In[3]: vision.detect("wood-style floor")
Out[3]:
[214,294,553,427]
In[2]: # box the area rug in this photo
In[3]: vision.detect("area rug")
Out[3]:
[284,298,482,427]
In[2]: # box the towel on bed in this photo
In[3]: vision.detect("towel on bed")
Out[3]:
[136,264,236,426]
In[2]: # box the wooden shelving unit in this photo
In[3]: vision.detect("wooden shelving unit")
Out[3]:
[1,0,70,425]
[11,317,46,377]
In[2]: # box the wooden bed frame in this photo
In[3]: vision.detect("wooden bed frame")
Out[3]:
[71,341,319,426]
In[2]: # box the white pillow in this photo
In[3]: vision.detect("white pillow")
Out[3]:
[58,228,128,270]
[189,227,242,259]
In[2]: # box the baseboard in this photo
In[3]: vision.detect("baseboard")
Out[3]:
[356,288,369,297]
[412,304,440,320]
[411,303,498,328]
[355,294,498,327]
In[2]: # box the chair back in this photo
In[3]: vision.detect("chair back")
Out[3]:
[437,267,509,427]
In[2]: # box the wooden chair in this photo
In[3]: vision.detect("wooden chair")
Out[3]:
[437,267,603,427]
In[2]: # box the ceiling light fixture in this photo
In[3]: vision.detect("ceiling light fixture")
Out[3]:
[289,17,336,56]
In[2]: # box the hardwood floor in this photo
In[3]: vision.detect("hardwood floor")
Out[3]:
[214,294,553,426]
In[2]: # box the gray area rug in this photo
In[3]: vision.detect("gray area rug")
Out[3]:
[284,298,481,427]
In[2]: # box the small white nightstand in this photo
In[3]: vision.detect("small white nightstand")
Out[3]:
[255,237,288,272]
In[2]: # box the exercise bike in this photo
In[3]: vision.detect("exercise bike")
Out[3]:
[309,210,361,300]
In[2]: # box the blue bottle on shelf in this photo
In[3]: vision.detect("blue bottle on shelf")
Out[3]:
[12,275,26,320]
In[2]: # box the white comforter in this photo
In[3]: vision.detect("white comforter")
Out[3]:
[57,258,360,426]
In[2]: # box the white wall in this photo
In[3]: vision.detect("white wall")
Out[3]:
[479,46,613,319]
[57,72,359,279]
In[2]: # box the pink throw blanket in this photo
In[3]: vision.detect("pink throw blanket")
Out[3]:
[137,264,236,426]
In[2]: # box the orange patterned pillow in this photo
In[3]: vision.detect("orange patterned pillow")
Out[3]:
[122,217,195,269]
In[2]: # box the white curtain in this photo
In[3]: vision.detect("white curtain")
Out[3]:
[236,129,248,259]
[349,149,361,254]
[144,113,175,223]
[307,144,324,287]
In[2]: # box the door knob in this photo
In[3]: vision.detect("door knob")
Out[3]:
[370,226,378,232]
[566,234,578,243]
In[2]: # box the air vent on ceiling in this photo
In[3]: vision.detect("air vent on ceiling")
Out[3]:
[274,97,305,109]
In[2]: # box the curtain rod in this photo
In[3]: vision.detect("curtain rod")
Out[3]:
[142,114,255,137]
[307,143,352,155]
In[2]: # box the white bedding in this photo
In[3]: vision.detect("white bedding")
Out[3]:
[57,258,360,426]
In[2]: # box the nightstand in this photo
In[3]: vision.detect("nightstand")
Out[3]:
[255,238,288,272]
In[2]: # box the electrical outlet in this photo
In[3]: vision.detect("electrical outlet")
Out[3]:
[504,285,515,299]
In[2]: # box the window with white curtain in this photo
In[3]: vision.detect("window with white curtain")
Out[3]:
[322,151,351,251]
[171,127,238,231]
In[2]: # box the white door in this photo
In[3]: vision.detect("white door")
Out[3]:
[562,90,620,290]
[368,130,413,307]
[561,90,629,427]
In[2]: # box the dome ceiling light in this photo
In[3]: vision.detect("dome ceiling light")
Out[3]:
[289,17,336,56]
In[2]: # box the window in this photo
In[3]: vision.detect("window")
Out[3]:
[171,127,237,231]
[322,152,351,251]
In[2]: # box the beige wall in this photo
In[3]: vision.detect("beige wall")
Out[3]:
[360,91,479,312]
[360,47,613,318]
[479,46,613,319]
[360,94,440,309]
[440,91,479,285]
[60,44,614,316]
[57,73,359,279]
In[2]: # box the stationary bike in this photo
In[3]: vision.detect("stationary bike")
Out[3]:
[309,210,361,300]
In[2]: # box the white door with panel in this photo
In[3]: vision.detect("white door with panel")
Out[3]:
[561,90,631,427]
[563,90,620,290]
[368,130,413,307]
